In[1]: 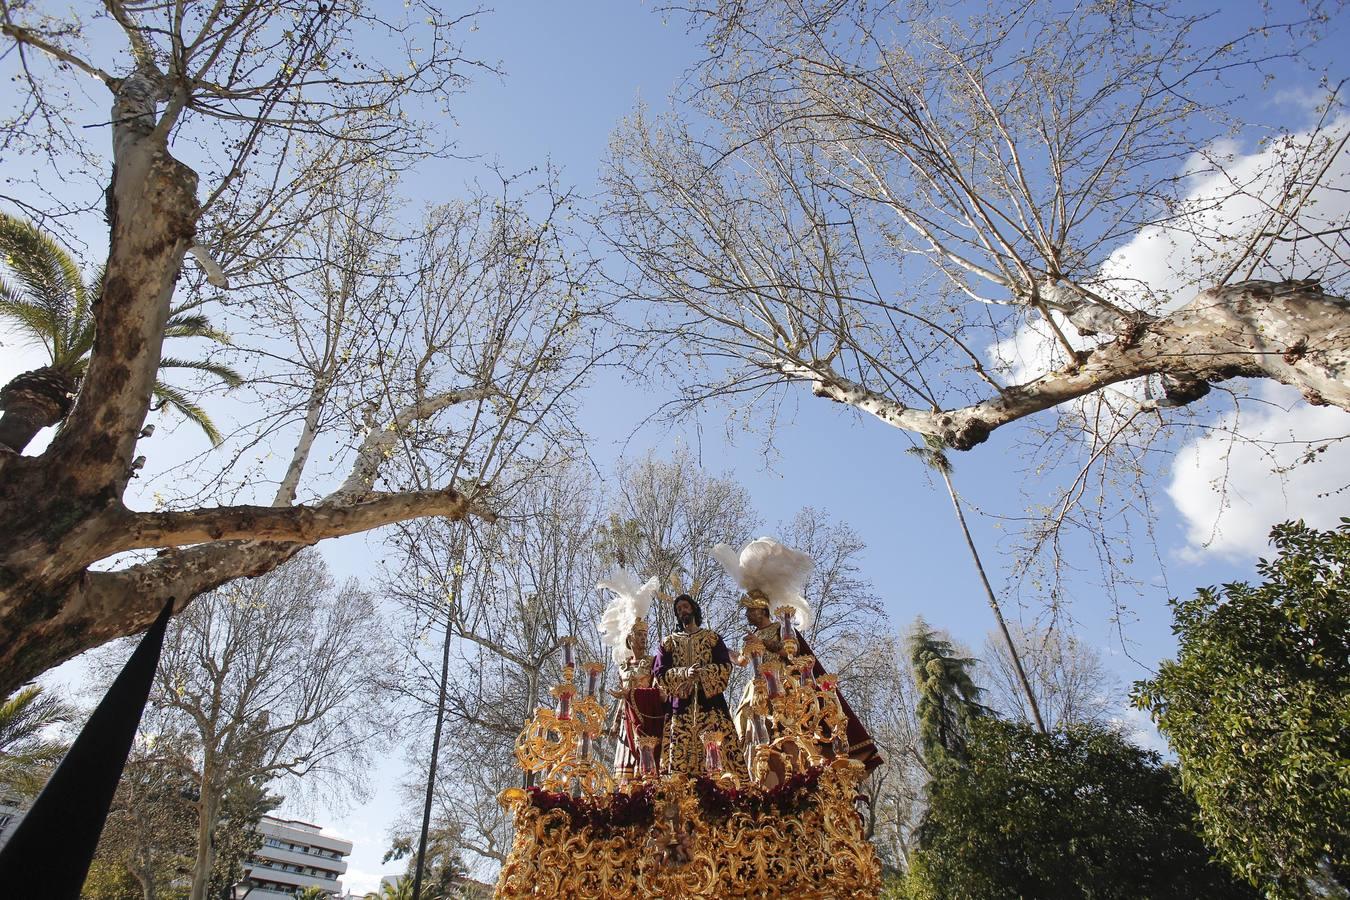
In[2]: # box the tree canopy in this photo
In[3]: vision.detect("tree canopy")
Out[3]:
[1135,519,1350,898]
[905,718,1260,900]
[0,1,602,695]
[604,0,1350,594]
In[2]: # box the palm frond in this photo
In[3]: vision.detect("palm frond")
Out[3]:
[0,213,83,355]
[74,265,104,340]
[904,435,953,473]
[151,381,224,445]
[0,685,72,795]
[0,216,239,442]
[0,271,20,305]
[158,356,244,388]
[0,294,59,362]
[65,313,97,364]
[63,357,90,381]
[167,297,208,316]
[163,312,232,344]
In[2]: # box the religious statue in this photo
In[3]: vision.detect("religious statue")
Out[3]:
[501,541,886,899]
[734,589,884,779]
[732,588,790,780]
[714,538,884,782]
[652,593,742,775]
[596,568,665,780]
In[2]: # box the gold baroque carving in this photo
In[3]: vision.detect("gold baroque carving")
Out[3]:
[496,763,880,897]
[497,631,881,898]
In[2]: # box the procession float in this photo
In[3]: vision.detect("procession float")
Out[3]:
[494,539,883,898]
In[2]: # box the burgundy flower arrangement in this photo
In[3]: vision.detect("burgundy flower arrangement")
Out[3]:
[526,783,656,835]
[694,766,823,820]
[524,766,827,833]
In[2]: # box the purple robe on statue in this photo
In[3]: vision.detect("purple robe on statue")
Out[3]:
[652,627,741,775]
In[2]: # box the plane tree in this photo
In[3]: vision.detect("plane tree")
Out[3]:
[604,0,1350,585]
[0,1,601,693]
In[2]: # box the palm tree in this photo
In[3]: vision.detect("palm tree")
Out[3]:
[908,437,1048,735]
[364,877,417,900]
[0,212,241,453]
[0,684,72,797]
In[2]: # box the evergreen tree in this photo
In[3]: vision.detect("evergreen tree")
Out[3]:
[906,619,986,765]
[206,775,281,900]
[1135,520,1350,898]
[90,737,198,900]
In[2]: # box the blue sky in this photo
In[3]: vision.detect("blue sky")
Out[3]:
[309,4,1347,888]
[4,1,1348,893]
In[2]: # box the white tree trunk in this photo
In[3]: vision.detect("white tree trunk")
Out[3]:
[189,775,221,900]
[784,281,1350,449]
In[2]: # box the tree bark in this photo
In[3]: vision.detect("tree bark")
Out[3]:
[0,366,76,453]
[46,73,198,495]
[412,578,457,900]
[0,406,52,456]
[781,281,1350,450]
[0,486,482,694]
[940,467,1047,734]
[189,773,220,900]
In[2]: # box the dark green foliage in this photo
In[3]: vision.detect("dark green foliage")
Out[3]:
[80,857,152,900]
[207,776,281,899]
[906,619,986,764]
[1134,519,1350,898]
[384,825,470,900]
[86,739,198,900]
[907,719,1260,900]
[85,733,279,900]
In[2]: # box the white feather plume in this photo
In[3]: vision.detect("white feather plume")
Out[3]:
[710,537,815,629]
[596,568,659,665]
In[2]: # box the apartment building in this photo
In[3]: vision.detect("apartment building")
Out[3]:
[0,793,24,850]
[239,814,353,898]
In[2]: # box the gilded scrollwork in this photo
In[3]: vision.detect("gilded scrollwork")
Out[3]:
[495,761,881,898]
[498,631,882,898]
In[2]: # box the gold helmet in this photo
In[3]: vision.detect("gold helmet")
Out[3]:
[738,589,771,611]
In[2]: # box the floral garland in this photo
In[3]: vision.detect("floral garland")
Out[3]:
[694,766,823,820]
[524,766,828,834]
[526,784,655,835]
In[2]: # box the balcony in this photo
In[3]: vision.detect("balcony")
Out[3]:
[255,843,347,876]
[245,861,342,892]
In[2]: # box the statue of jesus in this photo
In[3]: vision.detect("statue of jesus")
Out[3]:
[652,593,742,776]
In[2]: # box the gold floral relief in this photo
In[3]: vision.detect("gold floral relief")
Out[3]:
[495,761,881,899]
[499,634,882,898]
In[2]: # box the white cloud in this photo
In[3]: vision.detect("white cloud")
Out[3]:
[1167,382,1350,560]
[992,116,1350,383]
[1114,704,1172,757]
[342,864,386,895]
